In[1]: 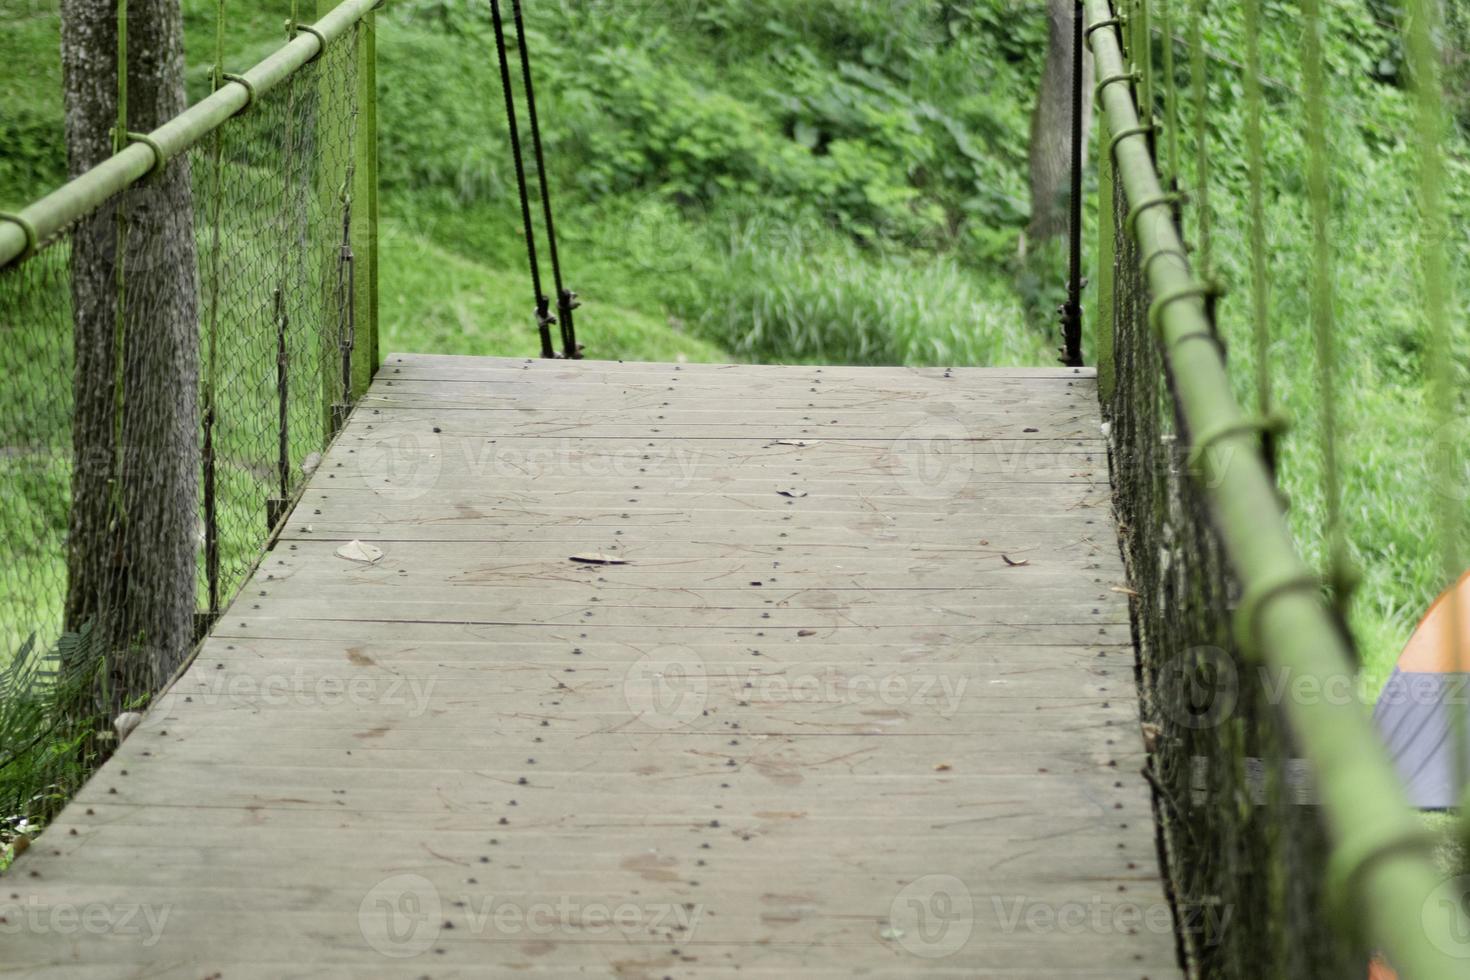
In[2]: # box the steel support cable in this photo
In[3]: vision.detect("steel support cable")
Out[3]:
[488,0,554,359]
[1301,0,1356,618]
[1061,0,1086,367]
[1241,0,1275,475]
[509,0,579,359]
[1084,2,1470,974]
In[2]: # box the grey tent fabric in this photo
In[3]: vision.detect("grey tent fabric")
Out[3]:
[1373,669,1470,809]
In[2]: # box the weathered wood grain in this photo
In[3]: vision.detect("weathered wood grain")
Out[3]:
[2,355,1177,978]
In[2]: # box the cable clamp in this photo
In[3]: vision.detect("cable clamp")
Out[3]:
[1186,410,1289,474]
[1126,192,1184,239]
[0,211,40,262]
[1147,281,1213,338]
[293,23,329,59]
[1232,566,1319,661]
[1141,246,1190,280]
[1094,70,1141,108]
[124,131,168,179]
[220,72,258,115]
[1108,122,1155,162]
[1084,17,1121,43]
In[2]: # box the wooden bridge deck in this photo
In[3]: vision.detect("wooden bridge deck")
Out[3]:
[6,354,1180,978]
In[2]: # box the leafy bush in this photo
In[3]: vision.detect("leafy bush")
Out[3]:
[0,626,106,861]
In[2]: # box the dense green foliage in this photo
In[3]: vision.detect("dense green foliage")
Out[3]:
[0,626,105,867]
[374,0,1057,364]
[1149,0,1470,684]
[0,0,1465,683]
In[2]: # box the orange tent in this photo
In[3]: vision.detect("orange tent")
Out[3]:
[1394,571,1470,674]
[1373,571,1470,809]
[1367,573,1469,979]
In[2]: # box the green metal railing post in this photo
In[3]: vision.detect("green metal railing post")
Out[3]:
[358,6,379,382]
[1084,1,1470,975]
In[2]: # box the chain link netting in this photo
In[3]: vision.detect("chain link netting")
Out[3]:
[1105,154,1359,977]
[1093,0,1464,972]
[0,25,360,827]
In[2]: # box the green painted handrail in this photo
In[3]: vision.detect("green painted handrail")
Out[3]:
[0,0,380,269]
[1084,1,1470,975]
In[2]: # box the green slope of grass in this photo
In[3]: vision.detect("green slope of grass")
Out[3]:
[378,214,728,362]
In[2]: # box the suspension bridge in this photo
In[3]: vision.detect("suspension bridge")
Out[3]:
[0,1,1465,978]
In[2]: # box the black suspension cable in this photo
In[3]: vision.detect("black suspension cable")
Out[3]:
[489,0,555,359]
[1060,0,1085,367]
[510,0,580,359]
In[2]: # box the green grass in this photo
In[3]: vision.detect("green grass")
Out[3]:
[378,213,727,363]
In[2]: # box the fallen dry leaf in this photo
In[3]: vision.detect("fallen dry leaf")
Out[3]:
[336,540,383,564]
[1001,554,1029,567]
[1141,722,1162,753]
[933,762,952,772]
[770,439,818,447]
[777,488,807,498]
[797,629,817,637]
[569,553,629,565]
[1110,585,1140,597]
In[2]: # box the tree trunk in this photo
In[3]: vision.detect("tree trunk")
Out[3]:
[62,0,199,705]
[1026,0,1093,244]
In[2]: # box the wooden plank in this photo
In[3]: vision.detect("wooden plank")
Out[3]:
[196,632,1135,660]
[194,634,1136,671]
[4,968,1167,980]
[215,616,1135,647]
[277,518,1119,544]
[286,498,1116,528]
[218,598,1129,628]
[247,542,1127,588]
[333,418,1098,440]
[4,355,1176,977]
[300,486,1113,511]
[382,351,1099,380]
[137,702,1139,737]
[315,448,1108,487]
[357,387,1087,410]
[103,734,1143,774]
[347,404,1097,425]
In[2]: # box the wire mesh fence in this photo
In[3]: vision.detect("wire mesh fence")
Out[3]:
[1092,0,1467,975]
[0,17,366,829]
[1105,162,1359,977]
